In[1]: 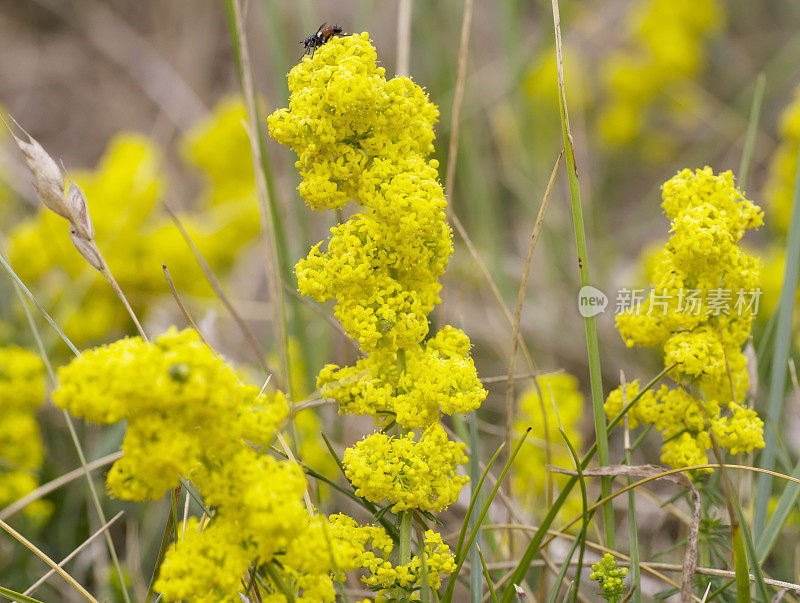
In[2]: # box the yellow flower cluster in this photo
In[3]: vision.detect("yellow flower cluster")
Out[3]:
[589,553,628,603]
[330,514,456,594]
[268,33,474,597]
[598,0,721,151]
[53,327,287,500]
[511,373,584,526]
[0,346,51,521]
[319,325,485,429]
[344,423,468,513]
[765,82,800,234]
[53,328,350,601]
[7,100,259,345]
[268,32,451,352]
[610,168,765,468]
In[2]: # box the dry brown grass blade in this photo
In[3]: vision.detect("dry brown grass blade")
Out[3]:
[229,0,290,396]
[25,511,125,596]
[0,452,122,521]
[504,153,562,465]
[396,0,412,77]
[0,517,98,602]
[98,256,149,342]
[551,464,700,602]
[161,264,216,352]
[163,204,278,379]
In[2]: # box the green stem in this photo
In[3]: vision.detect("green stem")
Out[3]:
[224,0,294,437]
[397,510,414,602]
[624,421,641,603]
[550,0,613,547]
[400,510,413,565]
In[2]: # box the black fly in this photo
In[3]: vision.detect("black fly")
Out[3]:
[301,23,344,57]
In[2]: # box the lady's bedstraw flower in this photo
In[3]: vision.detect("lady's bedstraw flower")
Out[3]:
[268,32,483,596]
[609,168,765,470]
[53,327,287,500]
[53,328,334,601]
[344,423,468,513]
[0,346,51,522]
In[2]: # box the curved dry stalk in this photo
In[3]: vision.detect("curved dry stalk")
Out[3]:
[0,518,98,602]
[482,523,702,603]
[0,452,122,521]
[25,512,125,595]
[163,204,279,379]
[99,255,149,342]
[551,464,699,603]
[396,0,412,77]
[503,153,562,472]
[162,264,213,349]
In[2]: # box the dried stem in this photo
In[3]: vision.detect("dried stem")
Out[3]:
[227,0,291,398]
[396,0,412,77]
[99,255,148,342]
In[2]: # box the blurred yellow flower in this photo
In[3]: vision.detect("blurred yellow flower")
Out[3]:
[0,346,51,522]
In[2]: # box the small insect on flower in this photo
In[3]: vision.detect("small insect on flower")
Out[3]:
[301,23,344,57]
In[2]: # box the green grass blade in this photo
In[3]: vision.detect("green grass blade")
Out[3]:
[443,431,529,603]
[498,365,672,603]
[454,442,506,562]
[476,545,499,603]
[0,587,45,603]
[2,250,131,603]
[469,414,483,603]
[545,517,592,603]
[732,524,751,602]
[550,0,612,548]
[561,427,589,603]
[738,72,766,192]
[223,0,294,418]
[0,253,80,356]
[729,480,770,601]
[545,427,589,603]
[754,140,800,534]
[757,455,800,563]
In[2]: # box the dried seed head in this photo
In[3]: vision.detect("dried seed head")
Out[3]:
[69,226,104,272]
[12,133,69,220]
[66,182,94,240]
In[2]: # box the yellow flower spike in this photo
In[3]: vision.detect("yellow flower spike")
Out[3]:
[269,31,481,596]
[614,167,765,471]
